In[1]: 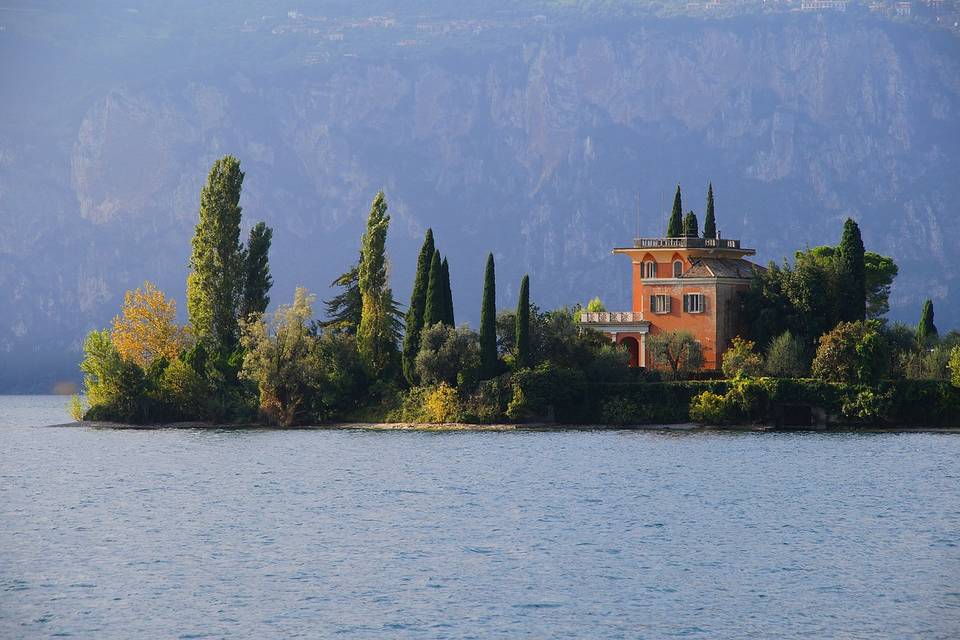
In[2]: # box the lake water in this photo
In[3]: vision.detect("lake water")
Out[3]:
[1,396,958,638]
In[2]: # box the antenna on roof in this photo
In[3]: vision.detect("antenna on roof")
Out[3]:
[636,191,641,239]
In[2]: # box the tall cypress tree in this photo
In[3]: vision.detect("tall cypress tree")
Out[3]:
[682,211,699,238]
[357,190,396,377]
[703,182,716,239]
[402,229,435,384]
[423,250,444,328]
[667,184,683,237]
[239,222,273,319]
[917,299,938,347]
[441,257,454,326]
[479,253,498,379]
[838,217,866,322]
[187,155,246,354]
[515,274,531,369]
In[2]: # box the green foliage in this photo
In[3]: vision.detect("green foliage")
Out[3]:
[764,331,806,377]
[600,395,645,425]
[900,345,953,381]
[159,357,209,420]
[239,287,319,425]
[916,299,938,348]
[441,257,454,326]
[69,395,87,422]
[702,182,716,239]
[721,336,763,379]
[80,329,124,410]
[402,229,435,385]
[682,211,699,238]
[321,264,362,334]
[840,387,893,422]
[414,323,481,389]
[516,275,531,369]
[863,252,898,319]
[240,222,273,319]
[187,155,246,354]
[951,346,960,388]
[423,250,445,328]
[506,363,587,421]
[585,296,605,312]
[811,320,889,385]
[648,330,704,380]
[479,253,498,379]
[667,184,683,237]
[356,191,399,379]
[689,391,728,424]
[838,218,866,322]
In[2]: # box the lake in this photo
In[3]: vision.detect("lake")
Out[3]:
[1,395,958,638]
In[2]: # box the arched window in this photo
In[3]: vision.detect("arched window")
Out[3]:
[673,260,683,278]
[643,261,656,278]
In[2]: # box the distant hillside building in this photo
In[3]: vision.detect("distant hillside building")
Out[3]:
[579,209,762,371]
[801,0,848,10]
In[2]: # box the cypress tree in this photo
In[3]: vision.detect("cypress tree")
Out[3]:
[667,184,683,237]
[402,229,435,384]
[703,182,716,239]
[479,253,498,379]
[239,222,273,319]
[423,250,444,328]
[441,257,454,326]
[838,217,866,322]
[357,190,396,377]
[683,211,699,238]
[515,274,531,369]
[187,155,246,354]
[917,299,938,347]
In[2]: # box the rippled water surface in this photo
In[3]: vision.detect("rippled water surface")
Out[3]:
[2,396,958,638]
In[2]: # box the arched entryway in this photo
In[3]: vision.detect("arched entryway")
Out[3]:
[619,336,641,368]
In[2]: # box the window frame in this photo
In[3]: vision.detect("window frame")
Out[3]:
[683,293,705,314]
[643,261,656,279]
[649,294,671,314]
[673,260,683,278]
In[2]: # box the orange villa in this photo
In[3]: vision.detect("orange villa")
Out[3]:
[580,214,762,371]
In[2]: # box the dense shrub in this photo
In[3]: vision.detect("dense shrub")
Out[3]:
[721,337,763,379]
[811,320,889,385]
[506,364,587,421]
[415,324,481,389]
[765,331,806,377]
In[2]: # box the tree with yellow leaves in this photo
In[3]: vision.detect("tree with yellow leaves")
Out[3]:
[111,281,189,368]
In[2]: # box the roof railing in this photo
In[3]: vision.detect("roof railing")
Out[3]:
[579,311,646,324]
[632,237,741,249]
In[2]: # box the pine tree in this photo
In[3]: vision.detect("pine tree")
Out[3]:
[667,184,683,237]
[838,217,866,322]
[703,182,716,239]
[441,257,454,326]
[240,222,273,319]
[683,211,699,238]
[515,274,531,369]
[321,264,361,334]
[479,253,498,379]
[187,155,246,354]
[356,190,397,377]
[423,250,444,328]
[917,299,938,347]
[402,229,435,384]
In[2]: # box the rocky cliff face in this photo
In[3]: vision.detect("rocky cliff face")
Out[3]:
[1,7,958,390]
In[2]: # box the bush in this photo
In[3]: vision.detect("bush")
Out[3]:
[722,337,763,379]
[811,320,889,385]
[506,364,587,421]
[688,391,728,424]
[415,324,481,389]
[648,331,704,380]
[600,396,645,425]
[951,346,960,388]
[159,357,209,420]
[840,387,893,423]
[423,384,463,423]
[765,331,806,377]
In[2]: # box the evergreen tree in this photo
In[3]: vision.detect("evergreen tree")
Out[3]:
[187,155,246,354]
[402,229,435,385]
[667,184,683,237]
[441,257,454,326]
[838,217,866,322]
[515,274,531,369]
[423,250,444,328]
[917,299,938,347]
[683,211,699,238]
[240,222,273,319]
[479,253,498,379]
[321,264,361,334]
[356,191,397,377]
[703,182,716,239]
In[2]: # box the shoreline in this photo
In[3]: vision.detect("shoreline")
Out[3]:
[41,421,960,433]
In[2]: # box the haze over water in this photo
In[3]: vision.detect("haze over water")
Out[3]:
[1,396,958,638]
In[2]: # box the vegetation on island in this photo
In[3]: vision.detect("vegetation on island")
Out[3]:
[74,161,960,428]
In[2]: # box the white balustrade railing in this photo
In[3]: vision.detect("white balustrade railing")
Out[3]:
[579,311,645,324]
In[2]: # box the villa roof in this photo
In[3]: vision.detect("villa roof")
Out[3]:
[680,257,763,280]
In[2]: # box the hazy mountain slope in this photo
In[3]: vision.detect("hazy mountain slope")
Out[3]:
[1,4,958,391]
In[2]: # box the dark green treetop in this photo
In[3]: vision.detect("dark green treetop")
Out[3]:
[441,257,454,326]
[321,264,361,334]
[838,217,866,322]
[683,211,699,238]
[703,182,716,239]
[515,274,531,369]
[423,249,444,328]
[917,299,938,347]
[240,222,273,319]
[667,184,683,237]
[402,228,435,385]
[479,253,498,379]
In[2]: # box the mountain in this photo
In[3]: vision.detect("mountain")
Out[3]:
[1,1,958,391]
